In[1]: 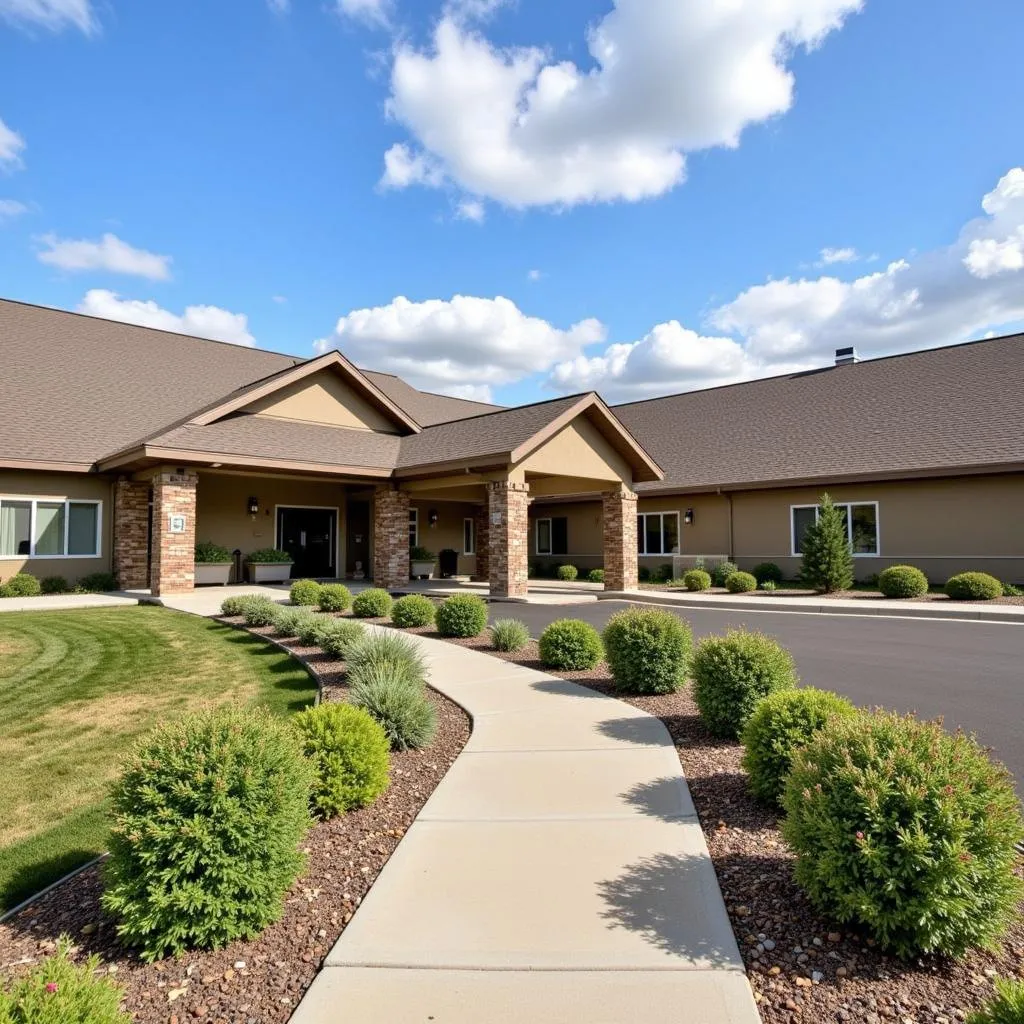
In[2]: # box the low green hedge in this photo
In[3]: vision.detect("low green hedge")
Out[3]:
[587,568,605,584]
[556,564,578,582]
[318,583,353,612]
[391,594,436,628]
[436,594,488,637]
[290,579,322,606]
[878,564,929,598]
[352,588,394,618]
[725,571,757,593]
[538,619,603,670]
[945,571,1002,601]
[751,562,784,585]
[682,569,711,592]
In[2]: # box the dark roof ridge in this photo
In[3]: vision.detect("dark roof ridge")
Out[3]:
[416,391,594,430]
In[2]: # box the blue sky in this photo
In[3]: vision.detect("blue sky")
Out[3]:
[1,0,1022,406]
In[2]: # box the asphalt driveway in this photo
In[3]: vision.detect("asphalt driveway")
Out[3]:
[501,601,1024,786]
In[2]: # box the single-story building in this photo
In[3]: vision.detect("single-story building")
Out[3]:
[1,297,1021,594]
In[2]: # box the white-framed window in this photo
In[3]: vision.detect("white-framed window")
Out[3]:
[463,518,475,555]
[408,508,418,548]
[791,501,879,556]
[535,517,568,556]
[0,497,102,559]
[637,512,680,556]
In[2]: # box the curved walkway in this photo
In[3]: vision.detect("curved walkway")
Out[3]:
[293,629,759,1023]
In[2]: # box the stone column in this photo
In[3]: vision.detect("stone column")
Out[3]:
[487,480,530,599]
[373,486,410,589]
[112,477,150,590]
[473,504,490,582]
[150,469,198,596]
[602,486,639,591]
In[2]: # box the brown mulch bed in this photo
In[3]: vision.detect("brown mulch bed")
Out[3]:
[639,583,1024,606]
[0,616,470,1024]
[424,629,1024,1024]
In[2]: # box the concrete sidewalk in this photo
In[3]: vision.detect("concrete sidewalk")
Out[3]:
[0,592,139,612]
[292,630,758,1024]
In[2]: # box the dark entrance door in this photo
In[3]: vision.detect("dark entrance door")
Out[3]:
[276,506,336,579]
[345,500,370,578]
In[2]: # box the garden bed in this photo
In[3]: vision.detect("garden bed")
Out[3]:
[638,583,1024,606]
[0,615,470,1024]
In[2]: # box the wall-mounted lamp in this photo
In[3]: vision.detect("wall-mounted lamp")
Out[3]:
[428,508,439,527]
[684,508,694,525]
[247,496,260,517]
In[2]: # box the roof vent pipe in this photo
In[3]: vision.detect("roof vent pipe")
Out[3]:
[835,346,858,366]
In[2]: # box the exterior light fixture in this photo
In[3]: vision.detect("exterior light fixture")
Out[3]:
[428,508,439,526]
[247,496,259,516]
[684,508,694,525]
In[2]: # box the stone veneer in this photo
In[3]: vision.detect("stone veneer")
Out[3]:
[473,505,490,582]
[373,486,411,589]
[150,469,198,596]
[112,477,150,589]
[487,480,530,599]
[602,486,639,591]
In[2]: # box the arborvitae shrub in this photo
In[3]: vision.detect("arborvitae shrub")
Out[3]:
[800,493,854,593]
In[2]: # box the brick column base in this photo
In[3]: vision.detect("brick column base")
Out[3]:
[603,486,639,591]
[373,487,410,589]
[487,480,530,599]
[151,470,198,596]
[112,477,150,590]
[473,505,490,582]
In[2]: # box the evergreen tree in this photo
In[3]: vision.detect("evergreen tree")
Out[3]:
[800,493,854,593]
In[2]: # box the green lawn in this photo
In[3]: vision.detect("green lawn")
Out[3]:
[0,605,316,911]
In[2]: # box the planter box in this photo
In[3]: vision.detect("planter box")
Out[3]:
[247,562,293,584]
[411,560,435,580]
[195,562,232,586]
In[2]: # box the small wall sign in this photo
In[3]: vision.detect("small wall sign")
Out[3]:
[490,511,502,526]
[168,513,187,534]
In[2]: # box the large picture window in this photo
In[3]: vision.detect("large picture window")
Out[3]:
[791,501,879,556]
[535,516,568,556]
[0,497,102,559]
[637,512,680,556]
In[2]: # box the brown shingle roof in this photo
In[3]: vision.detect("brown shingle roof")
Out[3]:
[614,334,1024,492]
[361,371,503,426]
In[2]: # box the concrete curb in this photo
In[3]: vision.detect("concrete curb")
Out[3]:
[0,855,107,925]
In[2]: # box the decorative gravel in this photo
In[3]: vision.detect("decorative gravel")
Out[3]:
[0,616,469,1024]
[639,584,1024,606]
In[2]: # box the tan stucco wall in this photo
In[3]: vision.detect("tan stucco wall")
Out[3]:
[518,418,632,483]
[0,470,114,584]
[409,498,480,577]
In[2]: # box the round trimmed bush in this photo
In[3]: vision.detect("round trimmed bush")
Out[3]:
[243,596,279,627]
[290,579,322,606]
[538,618,603,671]
[318,583,353,612]
[602,608,692,695]
[391,594,436,628]
[709,560,739,587]
[352,588,394,618]
[782,710,1024,959]
[878,564,929,598]
[40,575,69,595]
[945,571,1002,601]
[436,593,488,638]
[556,564,579,582]
[1,573,41,597]
[293,702,390,818]
[587,568,605,584]
[740,687,857,805]
[691,630,798,738]
[682,569,711,592]
[752,562,784,585]
[350,669,436,750]
[102,707,313,962]
[490,618,530,652]
[317,619,366,660]
[725,571,757,593]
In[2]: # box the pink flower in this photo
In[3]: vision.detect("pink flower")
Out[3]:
[45,983,58,994]
[855,831,864,840]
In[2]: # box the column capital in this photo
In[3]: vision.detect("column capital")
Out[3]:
[602,484,638,502]
[486,479,530,494]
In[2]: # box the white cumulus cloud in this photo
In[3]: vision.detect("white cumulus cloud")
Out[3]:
[315,294,605,402]
[0,199,28,221]
[336,0,389,27]
[37,232,172,280]
[0,0,96,33]
[381,0,862,209]
[0,117,26,170]
[78,289,256,347]
[818,246,859,265]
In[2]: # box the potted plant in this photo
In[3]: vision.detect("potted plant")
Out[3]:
[410,545,436,580]
[245,548,294,584]
[194,541,233,586]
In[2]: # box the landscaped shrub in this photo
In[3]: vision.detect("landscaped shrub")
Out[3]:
[490,618,530,652]
[1003,583,1024,598]
[220,593,258,617]
[556,564,579,582]
[0,573,41,597]
[602,608,691,695]
[435,593,488,638]
[878,564,929,598]
[40,575,69,595]
[273,606,315,638]
[318,583,353,612]
[691,630,798,738]
[243,596,279,627]
[246,548,292,563]
[760,580,778,592]
[538,619,603,670]
[682,568,711,592]
[194,540,232,563]
[352,588,393,618]
[102,707,313,961]
[638,565,651,583]
[800,493,854,593]
[740,687,857,805]
[391,594,436,628]
[77,571,117,593]
[725,570,757,593]
[782,710,1024,959]
[709,560,739,587]
[293,703,390,818]
[945,571,1003,601]
[295,612,328,646]
[587,568,605,584]
[345,631,426,688]
[290,579,322,606]
[752,562,784,585]
[317,619,367,660]
[967,978,1024,1024]
[350,669,436,750]
[0,938,129,1024]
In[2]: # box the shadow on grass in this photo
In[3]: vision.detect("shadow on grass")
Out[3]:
[215,625,317,713]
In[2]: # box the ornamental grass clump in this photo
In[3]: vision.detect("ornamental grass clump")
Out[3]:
[242,596,279,627]
[489,618,530,652]
[318,583,353,612]
[682,569,711,592]
[725,570,757,593]
[945,571,1003,601]
[691,629,798,738]
[345,631,426,688]
[391,594,436,628]
[220,593,257,617]
[967,978,1024,1024]
[273,606,316,638]
[740,687,857,805]
[289,579,323,606]
[435,593,488,637]
[782,709,1024,959]
[878,564,929,598]
[296,613,331,647]
[602,608,691,695]
[352,588,393,618]
[292,703,390,818]
[538,619,603,670]
[102,707,313,962]
[317,619,367,660]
